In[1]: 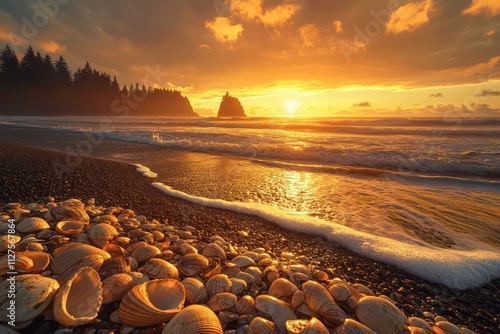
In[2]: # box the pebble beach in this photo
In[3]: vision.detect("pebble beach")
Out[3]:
[0,141,499,334]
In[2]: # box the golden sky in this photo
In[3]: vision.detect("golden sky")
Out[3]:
[1,0,499,117]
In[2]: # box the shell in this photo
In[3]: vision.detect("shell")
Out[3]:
[55,221,85,236]
[244,266,263,285]
[205,274,232,297]
[207,292,237,312]
[88,223,118,247]
[119,279,185,327]
[221,262,241,277]
[182,277,208,305]
[17,217,50,233]
[286,317,329,334]
[53,267,103,326]
[352,283,375,296]
[102,273,136,304]
[0,254,33,276]
[302,281,347,326]
[16,251,51,274]
[329,282,352,302]
[48,205,90,223]
[131,245,161,263]
[102,243,126,257]
[0,274,59,322]
[51,243,110,275]
[99,256,131,278]
[230,277,247,295]
[178,253,209,276]
[248,317,277,334]
[255,295,297,334]
[202,243,227,261]
[231,255,255,268]
[407,326,433,334]
[332,318,376,334]
[57,254,105,286]
[269,278,298,300]
[408,317,433,332]
[285,319,310,334]
[435,321,463,334]
[235,295,256,315]
[0,235,21,252]
[180,243,198,255]
[144,258,179,279]
[355,296,406,334]
[162,304,223,334]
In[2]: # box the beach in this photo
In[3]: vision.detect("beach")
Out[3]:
[0,139,499,333]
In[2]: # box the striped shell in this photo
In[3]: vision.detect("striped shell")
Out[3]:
[355,296,406,334]
[162,304,223,334]
[182,277,208,305]
[255,295,297,334]
[17,217,50,233]
[178,253,209,276]
[205,274,232,297]
[51,243,110,275]
[102,273,136,304]
[55,220,85,236]
[302,281,347,326]
[144,258,179,279]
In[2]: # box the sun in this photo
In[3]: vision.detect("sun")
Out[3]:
[284,100,298,114]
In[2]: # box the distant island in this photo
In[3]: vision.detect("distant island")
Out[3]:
[0,45,198,117]
[217,92,246,117]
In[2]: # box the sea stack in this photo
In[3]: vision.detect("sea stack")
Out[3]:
[217,91,246,117]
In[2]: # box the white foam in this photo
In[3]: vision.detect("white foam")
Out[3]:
[134,164,158,178]
[151,181,500,290]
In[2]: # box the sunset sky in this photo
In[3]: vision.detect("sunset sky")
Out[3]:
[1,0,499,117]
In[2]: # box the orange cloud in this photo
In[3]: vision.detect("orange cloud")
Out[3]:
[463,0,500,16]
[38,40,66,53]
[205,17,243,43]
[332,20,343,33]
[386,0,434,34]
[464,56,500,76]
[299,24,320,47]
[230,0,300,26]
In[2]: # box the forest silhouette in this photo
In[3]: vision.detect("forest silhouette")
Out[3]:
[0,45,198,117]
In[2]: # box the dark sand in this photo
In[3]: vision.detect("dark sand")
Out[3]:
[0,140,499,333]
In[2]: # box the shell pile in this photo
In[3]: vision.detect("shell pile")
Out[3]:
[0,198,478,334]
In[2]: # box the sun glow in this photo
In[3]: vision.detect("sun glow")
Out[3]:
[284,100,298,114]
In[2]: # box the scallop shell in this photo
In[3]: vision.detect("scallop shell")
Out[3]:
[255,295,297,334]
[235,295,256,315]
[221,262,241,277]
[102,273,136,304]
[286,317,329,334]
[332,318,376,334]
[205,274,232,297]
[355,296,406,334]
[0,254,33,275]
[182,277,208,305]
[48,205,90,223]
[231,255,255,268]
[17,217,50,233]
[230,277,247,295]
[244,266,262,285]
[178,253,209,276]
[202,243,227,261]
[131,244,161,263]
[99,256,131,278]
[162,304,223,334]
[119,279,185,327]
[248,316,277,334]
[88,223,118,247]
[55,221,85,236]
[0,274,59,322]
[102,243,126,257]
[51,243,110,275]
[269,278,298,300]
[302,280,346,326]
[17,251,51,274]
[329,282,352,302]
[207,292,237,312]
[144,258,179,279]
[57,254,105,286]
[53,267,103,326]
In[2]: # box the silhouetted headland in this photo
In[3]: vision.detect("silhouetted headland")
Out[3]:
[217,91,246,117]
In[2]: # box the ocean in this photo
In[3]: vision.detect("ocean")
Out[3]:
[1,116,499,290]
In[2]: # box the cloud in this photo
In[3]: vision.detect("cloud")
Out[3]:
[352,101,372,107]
[429,93,443,97]
[299,24,321,47]
[332,20,343,33]
[230,0,300,26]
[38,40,66,53]
[463,0,500,17]
[386,0,435,34]
[475,89,500,97]
[199,44,211,51]
[205,17,243,43]
[484,29,495,38]
[464,56,500,75]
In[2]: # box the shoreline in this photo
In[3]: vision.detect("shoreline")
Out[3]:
[0,140,499,332]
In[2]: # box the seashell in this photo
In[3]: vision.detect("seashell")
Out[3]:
[286,317,329,334]
[0,235,21,252]
[288,264,312,279]
[206,274,232,297]
[92,214,118,224]
[242,251,258,259]
[113,236,131,247]
[231,255,255,268]
[435,321,463,334]
[352,283,375,296]
[355,296,406,334]
[17,217,50,233]
[235,295,256,315]
[291,290,304,308]
[248,316,277,334]
[302,281,346,326]
[0,254,33,276]
[313,270,329,282]
[125,240,148,253]
[63,198,84,208]
[255,295,297,334]
[162,304,223,334]
[0,274,59,322]
[460,328,475,334]
[408,317,433,332]
[178,253,209,276]
[235,271,256,286]
[297,255,310,265]
[151,230,165,242]
[221,262,241,277]
[202,243,227,261]
[36,229,53,239]
[119,279,185,327]
[53,267,103,326]
[432,326,447,334]
[219,310,238,325]
[130,271,149,285]
[329,282,351,302]
[51,243,110,275]
[16,251,51,274]
[269,278,298,300]
[281,251,295,260]
[180,243,198,255]
[255,252,271,262]
[55,220,85,236]
[57,254,105,286]
[286,319,310,333]
[26,242,45,252]
[102,273,136,304]
[88,223,118,247]
[99,256,131,278]
[144,258,179,279]
[244,266,263,285]
[131,244,161,263]
[201,257,222,278]
[208,292,237,312]
[230,277,248,295]
[48,205,90,223]
[102,243,126,257]
[182,277,208,304]
[263,265,280,283]
[332,318,376,334]
[434,316,447,323]
[407,326,433,334]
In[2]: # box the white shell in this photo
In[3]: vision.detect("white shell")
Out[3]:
[144,258,179,279]
[248,316,277,334]
[88,223,117,247]
[182,277,208,305]
[102,273,136,304]
[235,295,256,315]
[302,280,346,326]
[207,292,237,312]
[332,318,376,334]
[435,321,463,334]
[162,304,223,334]
[269,278,298,300]
[255,294,297,334]
[51,243,110,275]
[355,296,406,334]
[17,217,50,233]
[205,274,232,297]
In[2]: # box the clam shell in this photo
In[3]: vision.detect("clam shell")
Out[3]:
[131,244,161,263]
[408,317,433,332]
[178,253,209,276]
[235,295,256,315]
[144,258,179,279]
[48,205,90,223]
[285,319,310,333]
[88,223,118,247]
[248,316,277,334]
[17,217,50,233]
[205,274,232,297]
[51,243,110,275]
[329,282,351,302]
[57,254,105,286]
[221,262,241,277]
[255,295,297,334]
[352,283,375,296]
[244,266,262,285]
[202,243,227,261]
[162,304,223,334]
[0,254,33,275]
[0,235,21,252]
[269,278,298,300]
[0,274,59,322]
[17,251,51,274]
[119,279,185,327]
[102,273,136,304]
[55,221,85,236]
[302,280,346,326]
[287,317,329,334]
[355,296,406,334]
[332,318,376,334]
[102,243,126,257]
[182,277,208,304]
[53,267,103,326]
[435,321,463,334]
[207,292,237,312]
[230,277,247,295]
[231,255,255,268]
[407,326,433,334]
[99,256,131,278]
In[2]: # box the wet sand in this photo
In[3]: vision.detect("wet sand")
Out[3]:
[0,140,499,333]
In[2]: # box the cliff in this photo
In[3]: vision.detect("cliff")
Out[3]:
[217,92,246,117]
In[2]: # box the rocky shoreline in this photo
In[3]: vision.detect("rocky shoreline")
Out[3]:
[0,141,499,333]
